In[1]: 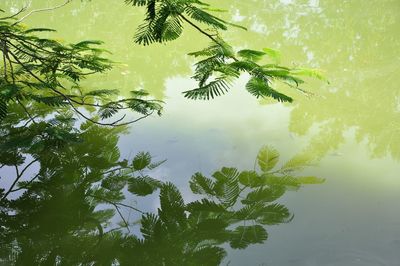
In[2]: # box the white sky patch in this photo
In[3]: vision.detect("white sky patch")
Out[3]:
[250,21,269,34]
[231,9,245,22]
[280,0,294,5]
[309,0,320,8]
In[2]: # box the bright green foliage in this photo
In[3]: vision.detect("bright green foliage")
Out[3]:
[129,0,326,103]
[184,41,314,102]
[257,145,280,172]
[0,14,162,125]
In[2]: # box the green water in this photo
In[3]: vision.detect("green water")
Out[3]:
[1,0,400,265]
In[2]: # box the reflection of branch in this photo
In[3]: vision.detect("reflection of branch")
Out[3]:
[88,193,145,214]
[1,158,39,201]
[7,49,154,127]
[178,14,239,62]
[13,0,72,25]
[16,99,37,124]
[114,204,131,233]
[10,172,40,193]
[0,6,28,20]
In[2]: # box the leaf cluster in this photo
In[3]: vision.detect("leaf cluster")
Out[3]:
[0,16,162,125]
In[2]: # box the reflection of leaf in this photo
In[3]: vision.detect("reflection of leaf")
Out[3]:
[280,154,314,173]
[262,175,301,189]
[141,213,162,239]
[229,225,268,249]
[187,199,226,213]
[189,173,215,196]
[148,159,167,170]
[191,246,227,266]
[241,186,286,205]
[292,68,328,83]
[246,77,293,102]
[262,47,281,62]
[159,182,186,224]
[212,167,240,207]
[257,145,280,172]
[296,176,325,184]
[256,203,292,225]
[237,49,266,62]
[128,176,162,196]
[132,151,151,170]
[235,203,268,220]
[238,170,264,187]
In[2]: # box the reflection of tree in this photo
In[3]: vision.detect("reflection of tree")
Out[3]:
[218,0,400,160]
[0,103,323,265]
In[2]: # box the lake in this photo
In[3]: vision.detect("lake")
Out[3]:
[1,0,399,265]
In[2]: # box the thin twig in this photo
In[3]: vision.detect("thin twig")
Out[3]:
[13,0,72,25]
[10,172,40,192]
[114,204,131,233]
[1,159,39,200]
[0,6,28,21]
[88,193,145,214]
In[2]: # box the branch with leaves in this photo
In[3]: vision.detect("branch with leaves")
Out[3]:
[0,11,162,126]
[128,0,328,102]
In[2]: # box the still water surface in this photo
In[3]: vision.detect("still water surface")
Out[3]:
[1,0,400,265]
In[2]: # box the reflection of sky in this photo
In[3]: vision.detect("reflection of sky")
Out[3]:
[1,0,400,264]
[119,77,400,265]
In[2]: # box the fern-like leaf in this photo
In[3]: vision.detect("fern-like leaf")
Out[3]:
[257,145,280,172]
[237,49,266,62]
[183,79,230,100]
[229,225,268,249]
[128,175,162,196]
[246,76,293,102]
[241,186,286,205]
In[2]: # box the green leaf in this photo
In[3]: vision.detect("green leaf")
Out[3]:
[255,203,292,225]
[184,5,227,30]
[132,151,152,170]
[148,159,167,170]
[238,170,264,188]
[160,15,183,42]
[237,49,266,62]
[183,79,231,100]
[141,213,162,239]
[24,28,57,34]
[229,225,268,249]
[158,182,186,224]
[241,186,286,205]
[262,47,281,63]
[186,199,226,213]
[212,167,240,207]
[291,68,329,83]
[130,89,150,98]
[280,154,315,173]
[246,77,293,102]
[84,89,119,97]
[189,173,215,196]
[128,175,162,196]
[257,145,280,172]
[296,176,325,184]
[262,175,301,189]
